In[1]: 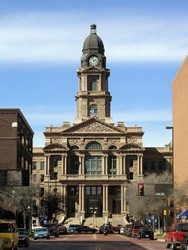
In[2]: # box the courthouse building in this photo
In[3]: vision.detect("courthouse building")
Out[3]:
[33,24,172,223]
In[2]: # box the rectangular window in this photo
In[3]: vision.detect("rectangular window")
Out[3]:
[32,161,37,170]
[129,172,133,180]
[151,161,155,170]
[85,186,102,195]
[108,156,117,176]
[85,156,102,176]
[40,188,44,197]
[158,161,164,170]
[40,161,45,170]
[143,161,148,171]
[40,174,44,182]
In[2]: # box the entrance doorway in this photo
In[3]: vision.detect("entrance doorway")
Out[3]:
[85,199,102,217]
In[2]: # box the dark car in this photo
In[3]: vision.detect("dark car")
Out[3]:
[74,226,97,234]
[135,226,154,240]
[131,224,144,238]
[57,224,67,235]
[18,228,29,247]
[33,227,50,240]
[124,224,133,236]
[67,224,80,233]
[99,224,114,234]
[180,233,188,250]
[45,224,59,237]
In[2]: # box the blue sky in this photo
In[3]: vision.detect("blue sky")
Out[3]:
[1,0,188,147]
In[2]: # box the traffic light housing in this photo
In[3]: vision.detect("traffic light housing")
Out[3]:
[167,197,173,207]
[138,183,144,196]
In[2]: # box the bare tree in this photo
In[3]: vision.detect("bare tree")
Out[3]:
[126,171,173,222]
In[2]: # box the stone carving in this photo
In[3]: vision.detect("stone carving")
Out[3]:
[77,122,119,133]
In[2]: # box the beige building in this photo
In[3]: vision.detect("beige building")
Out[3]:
[172,56,188,210]
[33,24,172,224]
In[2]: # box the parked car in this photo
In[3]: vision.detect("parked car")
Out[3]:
[124,224,133,236]
[135,226,154,240]
[99,224,114,234]
[67,224,80,233]
[131,224,144,238]
[45,224,59,237]
[74,226,97,234]
[165,222,188,249]
[119,225,125,234]
[18,228,29,247]
[33,227,50,240]
[180,233,188,250]
[0,219,19,250]
[57,224,67,235]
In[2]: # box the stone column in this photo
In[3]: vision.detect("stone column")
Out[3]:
[119,154,123,175]
[79,185,85,220]
[121,185,127,214]
[64,155,67,175]
[61,185,67,215]
[61,155,65,175]
[45,155,50,175]
[140,155,143,175]
[81,155,85,176]
[137,155,140,175]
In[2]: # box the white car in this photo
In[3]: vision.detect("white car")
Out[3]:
[119,226,125,234]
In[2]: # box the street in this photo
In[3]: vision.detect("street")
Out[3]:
[19,233,167,250]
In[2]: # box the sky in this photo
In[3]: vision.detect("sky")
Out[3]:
[1,0,188,147]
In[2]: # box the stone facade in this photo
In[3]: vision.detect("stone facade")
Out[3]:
[32,25,172,223]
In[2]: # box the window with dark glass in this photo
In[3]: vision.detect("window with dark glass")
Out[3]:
[70,156,79,174]
[70,186,78,195]
[40,161,45,170]
[85,186,102,195]
[40,174,44,182]
[40,188,44,197]
[32,161,37,170]
[151,161,155,170]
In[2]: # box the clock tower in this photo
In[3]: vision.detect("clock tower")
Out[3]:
[74,24,113,124]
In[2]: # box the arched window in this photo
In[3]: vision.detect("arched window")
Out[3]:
[86,141,102,150]
[70,145,79,151]
[109,145,117,150]
[89,104,98,117]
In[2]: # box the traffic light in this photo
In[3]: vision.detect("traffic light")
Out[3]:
[138,183,144,196]
[167,197,173,207]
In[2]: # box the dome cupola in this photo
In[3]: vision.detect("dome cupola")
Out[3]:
[82,24,105,55]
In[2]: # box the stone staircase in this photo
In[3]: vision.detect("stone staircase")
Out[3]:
[64,215,128,229]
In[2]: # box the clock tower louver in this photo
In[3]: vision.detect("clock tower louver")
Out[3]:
[74,24,113,124]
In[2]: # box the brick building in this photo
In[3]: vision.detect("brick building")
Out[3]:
[0,108,34,186]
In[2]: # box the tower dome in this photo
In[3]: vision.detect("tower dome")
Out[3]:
[82,24,105,55]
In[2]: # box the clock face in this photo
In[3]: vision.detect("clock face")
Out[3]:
[89,56,98,66]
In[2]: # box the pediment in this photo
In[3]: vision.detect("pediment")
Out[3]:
[43,143,68,152]
[119,143,143,151]
[63,118,125,135]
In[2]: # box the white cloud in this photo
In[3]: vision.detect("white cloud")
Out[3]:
[0,10,188,64]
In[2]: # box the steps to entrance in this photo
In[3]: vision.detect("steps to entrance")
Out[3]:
[64,216,128,230]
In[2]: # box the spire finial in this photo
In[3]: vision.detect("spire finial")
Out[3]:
[90,24,97,34]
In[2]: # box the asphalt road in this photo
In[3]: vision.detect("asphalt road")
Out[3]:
[19,233,167,250]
